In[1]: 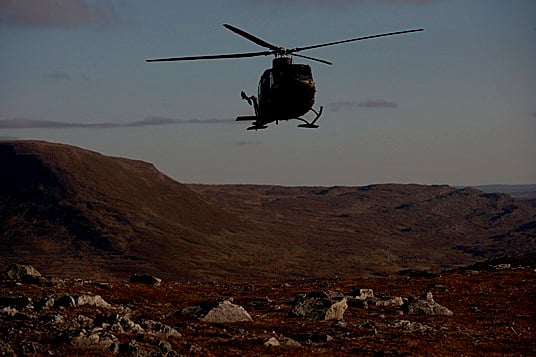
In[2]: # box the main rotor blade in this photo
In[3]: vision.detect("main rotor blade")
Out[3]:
[293,53,333,65]
[223,23,281,51]
[146,50,273,62]
[290,28,424,53]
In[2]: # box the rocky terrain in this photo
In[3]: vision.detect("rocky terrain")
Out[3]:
[1,140,535,281]
[1,258,535,356]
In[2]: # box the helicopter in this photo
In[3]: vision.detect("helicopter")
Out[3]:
[147,24,423,131]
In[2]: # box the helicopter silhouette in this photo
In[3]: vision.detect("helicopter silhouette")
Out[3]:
[147,24,423,131]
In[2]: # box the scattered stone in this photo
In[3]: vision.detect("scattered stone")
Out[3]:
[200,300,253,323]
[470,306,481,313]
[358,320,378,334]
[398,269,437,278]
[71,331,118,353]
[0,296,32,309]
[290,291,347,320]
[375,295,404,308]
[95,282,112,289]
[404,292,453,316]
[292,332,333,344]
[493,263,511,270]
[35,295,55,310]
[76,295,111,309]
[4,264,41,280]
[390,319,435,333]
[140,319,181,338]
[95,313,144,334]
[347,288,374,300]
[129,273,162,286]
[264,337,280,346]
[1,306,36,320]
[1,307,19,317]
[280,337,301,347]
[0,339,15,357]
[54,295,77,309]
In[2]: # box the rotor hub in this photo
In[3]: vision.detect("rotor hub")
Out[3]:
[273,57,292,68]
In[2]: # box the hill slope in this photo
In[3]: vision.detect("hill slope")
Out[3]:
[0,141,274,280]
[189,184,536,274]
[1,140,535,280]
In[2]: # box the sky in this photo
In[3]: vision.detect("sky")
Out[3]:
[1,0,535,186]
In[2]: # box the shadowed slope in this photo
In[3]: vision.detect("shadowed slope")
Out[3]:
[0,141,271,280]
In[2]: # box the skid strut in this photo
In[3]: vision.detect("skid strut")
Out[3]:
[297,106,323,128]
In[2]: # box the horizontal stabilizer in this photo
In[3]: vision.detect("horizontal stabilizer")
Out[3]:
[236,116,257,122]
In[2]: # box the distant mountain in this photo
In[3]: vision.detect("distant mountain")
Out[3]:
[466,184,536,200]
[1,140,535,280]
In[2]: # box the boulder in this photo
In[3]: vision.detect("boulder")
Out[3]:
[375,295,404,308]
[290,291,347,320]
[4,264,41,280]
[264,337,280,346]
[404,292,453,316]
[390,319,435,333]
[129,273,162,286]
[140,319,181,338]
[200,300,253,323]
[76,295,112,309]
[347,288,374,300]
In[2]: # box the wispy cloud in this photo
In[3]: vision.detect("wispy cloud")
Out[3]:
[0,117,234,129]
[326,99,398,112]
[234,141,263,147]
[132,117,235,127]
[43,71,72,82]
[358,100,398,108]
[246,0,432,6]
[0,135,18,140]
[0,0,120,29]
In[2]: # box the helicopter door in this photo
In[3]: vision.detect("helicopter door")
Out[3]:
[258,69,272,101]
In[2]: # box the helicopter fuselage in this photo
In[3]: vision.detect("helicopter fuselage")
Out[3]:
[256,58,316,124]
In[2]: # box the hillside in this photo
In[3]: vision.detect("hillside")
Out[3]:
[189,184,536,274]
[1,140,535,280]
[0,140,275,280]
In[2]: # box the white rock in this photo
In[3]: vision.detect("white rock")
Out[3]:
[264,337,280,346]
[200,300,252,323]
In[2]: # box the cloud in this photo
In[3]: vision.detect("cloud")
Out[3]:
[43,71,72,82]
[326,99,398,112]
[530,112,536,118]
[0,117,234,129]
[234,141,263,147]
[0,0,120,29]
[245,0,432,6]
[131,117,235,127]
[0,135,18,140]
[358,100,398,108]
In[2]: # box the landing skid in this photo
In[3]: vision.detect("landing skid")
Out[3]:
[238,91,323,130]
[296,106,323,129]
[246,125,268,131]
[240,91,266,130]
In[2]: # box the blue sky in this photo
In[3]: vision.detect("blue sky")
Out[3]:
[1,0,535,186]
